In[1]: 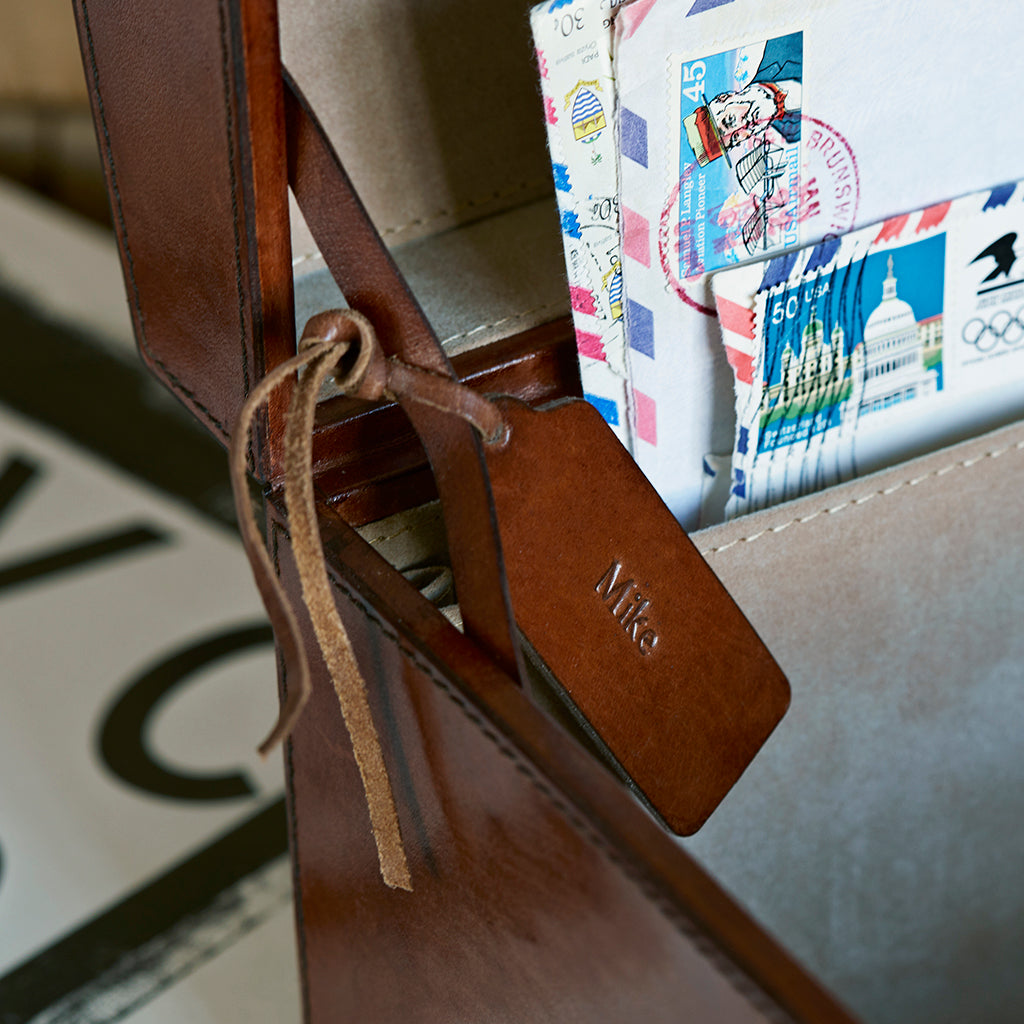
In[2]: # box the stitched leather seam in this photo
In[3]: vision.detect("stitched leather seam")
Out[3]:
[271,526,312,1024]
[79,0,233,440]
[269,521,794,1023]
[216,0,252,398]
[78,3,144,349]
[704,438,1024,557]
[360,523,421,547]
[348,590,794,1021]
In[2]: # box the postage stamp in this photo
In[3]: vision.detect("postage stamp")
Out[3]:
[755,234,946,456]
[660,109,860,320]
[531,0,633,446]
[713,181,1024,517]
[948,187,1024,388]
[720,230,947,516]
[670,31,804,279]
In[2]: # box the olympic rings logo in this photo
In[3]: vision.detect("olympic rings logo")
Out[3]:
[962,306,1024,352]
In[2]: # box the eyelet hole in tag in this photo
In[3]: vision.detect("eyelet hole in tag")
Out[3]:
[483,396,790,834]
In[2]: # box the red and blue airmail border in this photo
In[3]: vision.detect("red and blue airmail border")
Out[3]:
[673,31,803,278]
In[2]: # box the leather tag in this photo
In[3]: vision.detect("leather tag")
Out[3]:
[484,397,790,834]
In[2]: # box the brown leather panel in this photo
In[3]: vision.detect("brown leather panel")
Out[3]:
[272,501,858,1024]
[72,0,293,472]
[237,0,298,474]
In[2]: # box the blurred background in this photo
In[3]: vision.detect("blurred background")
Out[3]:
[1,0,109,226]
[0,0,112,227]
[0,7,299,1023]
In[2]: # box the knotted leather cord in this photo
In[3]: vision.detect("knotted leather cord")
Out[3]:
[230,311,410,890]
[230,309,507,892]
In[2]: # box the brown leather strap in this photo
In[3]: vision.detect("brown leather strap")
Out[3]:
[284,71,525,687]
[230,309,510,888]
[302,310,507,442]
[73,0,294,478]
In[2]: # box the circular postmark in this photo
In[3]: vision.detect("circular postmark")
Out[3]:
[800,116,860,240]
[659,116,860,318]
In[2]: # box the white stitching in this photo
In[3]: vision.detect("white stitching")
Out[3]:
[441,302,567,346]
[313,542,796,1024]
[360,523,419,547]
[285,295,567,346]
[705,439,1024,556]
[270,515,799,1024]
[292,250,323,268]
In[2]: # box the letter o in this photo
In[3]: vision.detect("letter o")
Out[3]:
[97,623,274,803]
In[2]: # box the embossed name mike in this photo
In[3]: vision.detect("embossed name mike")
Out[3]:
[484,397,790,835]
[595,561,659,656]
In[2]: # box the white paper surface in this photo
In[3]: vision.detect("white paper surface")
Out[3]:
[531,0,635,449]
[613,0,1024,527]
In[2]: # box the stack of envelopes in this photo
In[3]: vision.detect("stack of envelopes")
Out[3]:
[531,0,1024,528]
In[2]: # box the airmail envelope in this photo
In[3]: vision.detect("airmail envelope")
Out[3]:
[612,0,1024,528]
[713,180,1024,519]
[531,0,635,453]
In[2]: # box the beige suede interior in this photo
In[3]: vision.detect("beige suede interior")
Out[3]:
[281,0,570,357]
[280,0,552,246]
[285,3,1024,1019]
[290,193,569,363]
[689,418,1024,1024]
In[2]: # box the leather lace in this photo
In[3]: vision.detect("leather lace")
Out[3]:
[230,309,505,892]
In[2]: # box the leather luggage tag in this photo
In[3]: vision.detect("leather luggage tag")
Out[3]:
[483,396,790,834]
